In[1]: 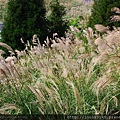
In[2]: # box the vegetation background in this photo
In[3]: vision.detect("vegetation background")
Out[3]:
[88,0,120,29]
[0,0,120,117]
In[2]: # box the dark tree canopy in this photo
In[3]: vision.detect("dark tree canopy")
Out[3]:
[1,0,47,50]
[87,0,120,29]
[47,0,68,38]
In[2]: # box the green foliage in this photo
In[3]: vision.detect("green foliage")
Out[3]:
[88,0,120,28]
[69,16,84,29]
[1,0,47,50]
[0,66,41,114]
[1,82,40,114]
[47,0,68,38]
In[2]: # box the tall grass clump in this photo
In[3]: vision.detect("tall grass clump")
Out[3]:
[0,23,120,115]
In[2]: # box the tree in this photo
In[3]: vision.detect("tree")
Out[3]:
[47,0,68,38]
[87,0,120,29]
[1,0,47,50]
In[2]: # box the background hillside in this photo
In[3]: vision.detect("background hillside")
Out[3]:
[0,0,93,22]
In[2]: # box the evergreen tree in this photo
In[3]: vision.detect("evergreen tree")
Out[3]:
[87,0,120,29]
[1,0,47,50]
[47,0,68,38]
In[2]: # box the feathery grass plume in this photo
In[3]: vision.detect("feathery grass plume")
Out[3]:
[15,50,25,59]
[61,67,68,78]
[0,61,11,78]
[27,86,44,106]
[20,38,25,44]
[95,24,109,33]
[91,75,113,96]
[69,26,80,33]
[32,34,39,46]
[111,15,120,22]
[49,33,74,57]
[83,27,95,47]
[66,81,81,105]
[105,30,120,49]
[87,27,94,39]
[44,36,50,47]
[94,26,120,55]
[111,7,120,14]
[111,7,120,22]
[94,37,112,54]
[0,42,14,53]
[0,49,5,56]
[5,56,17,64]
[112,96,118,108]
[0,103,18,114]
[5,56,19,78]
[0,49,5,61]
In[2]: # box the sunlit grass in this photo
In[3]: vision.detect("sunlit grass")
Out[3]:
[0,25,120,114]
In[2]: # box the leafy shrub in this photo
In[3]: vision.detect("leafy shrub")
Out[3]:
[1,0,47,50]
[87,0,120,29]
[69,16,84,29]
[47,0,69,38]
